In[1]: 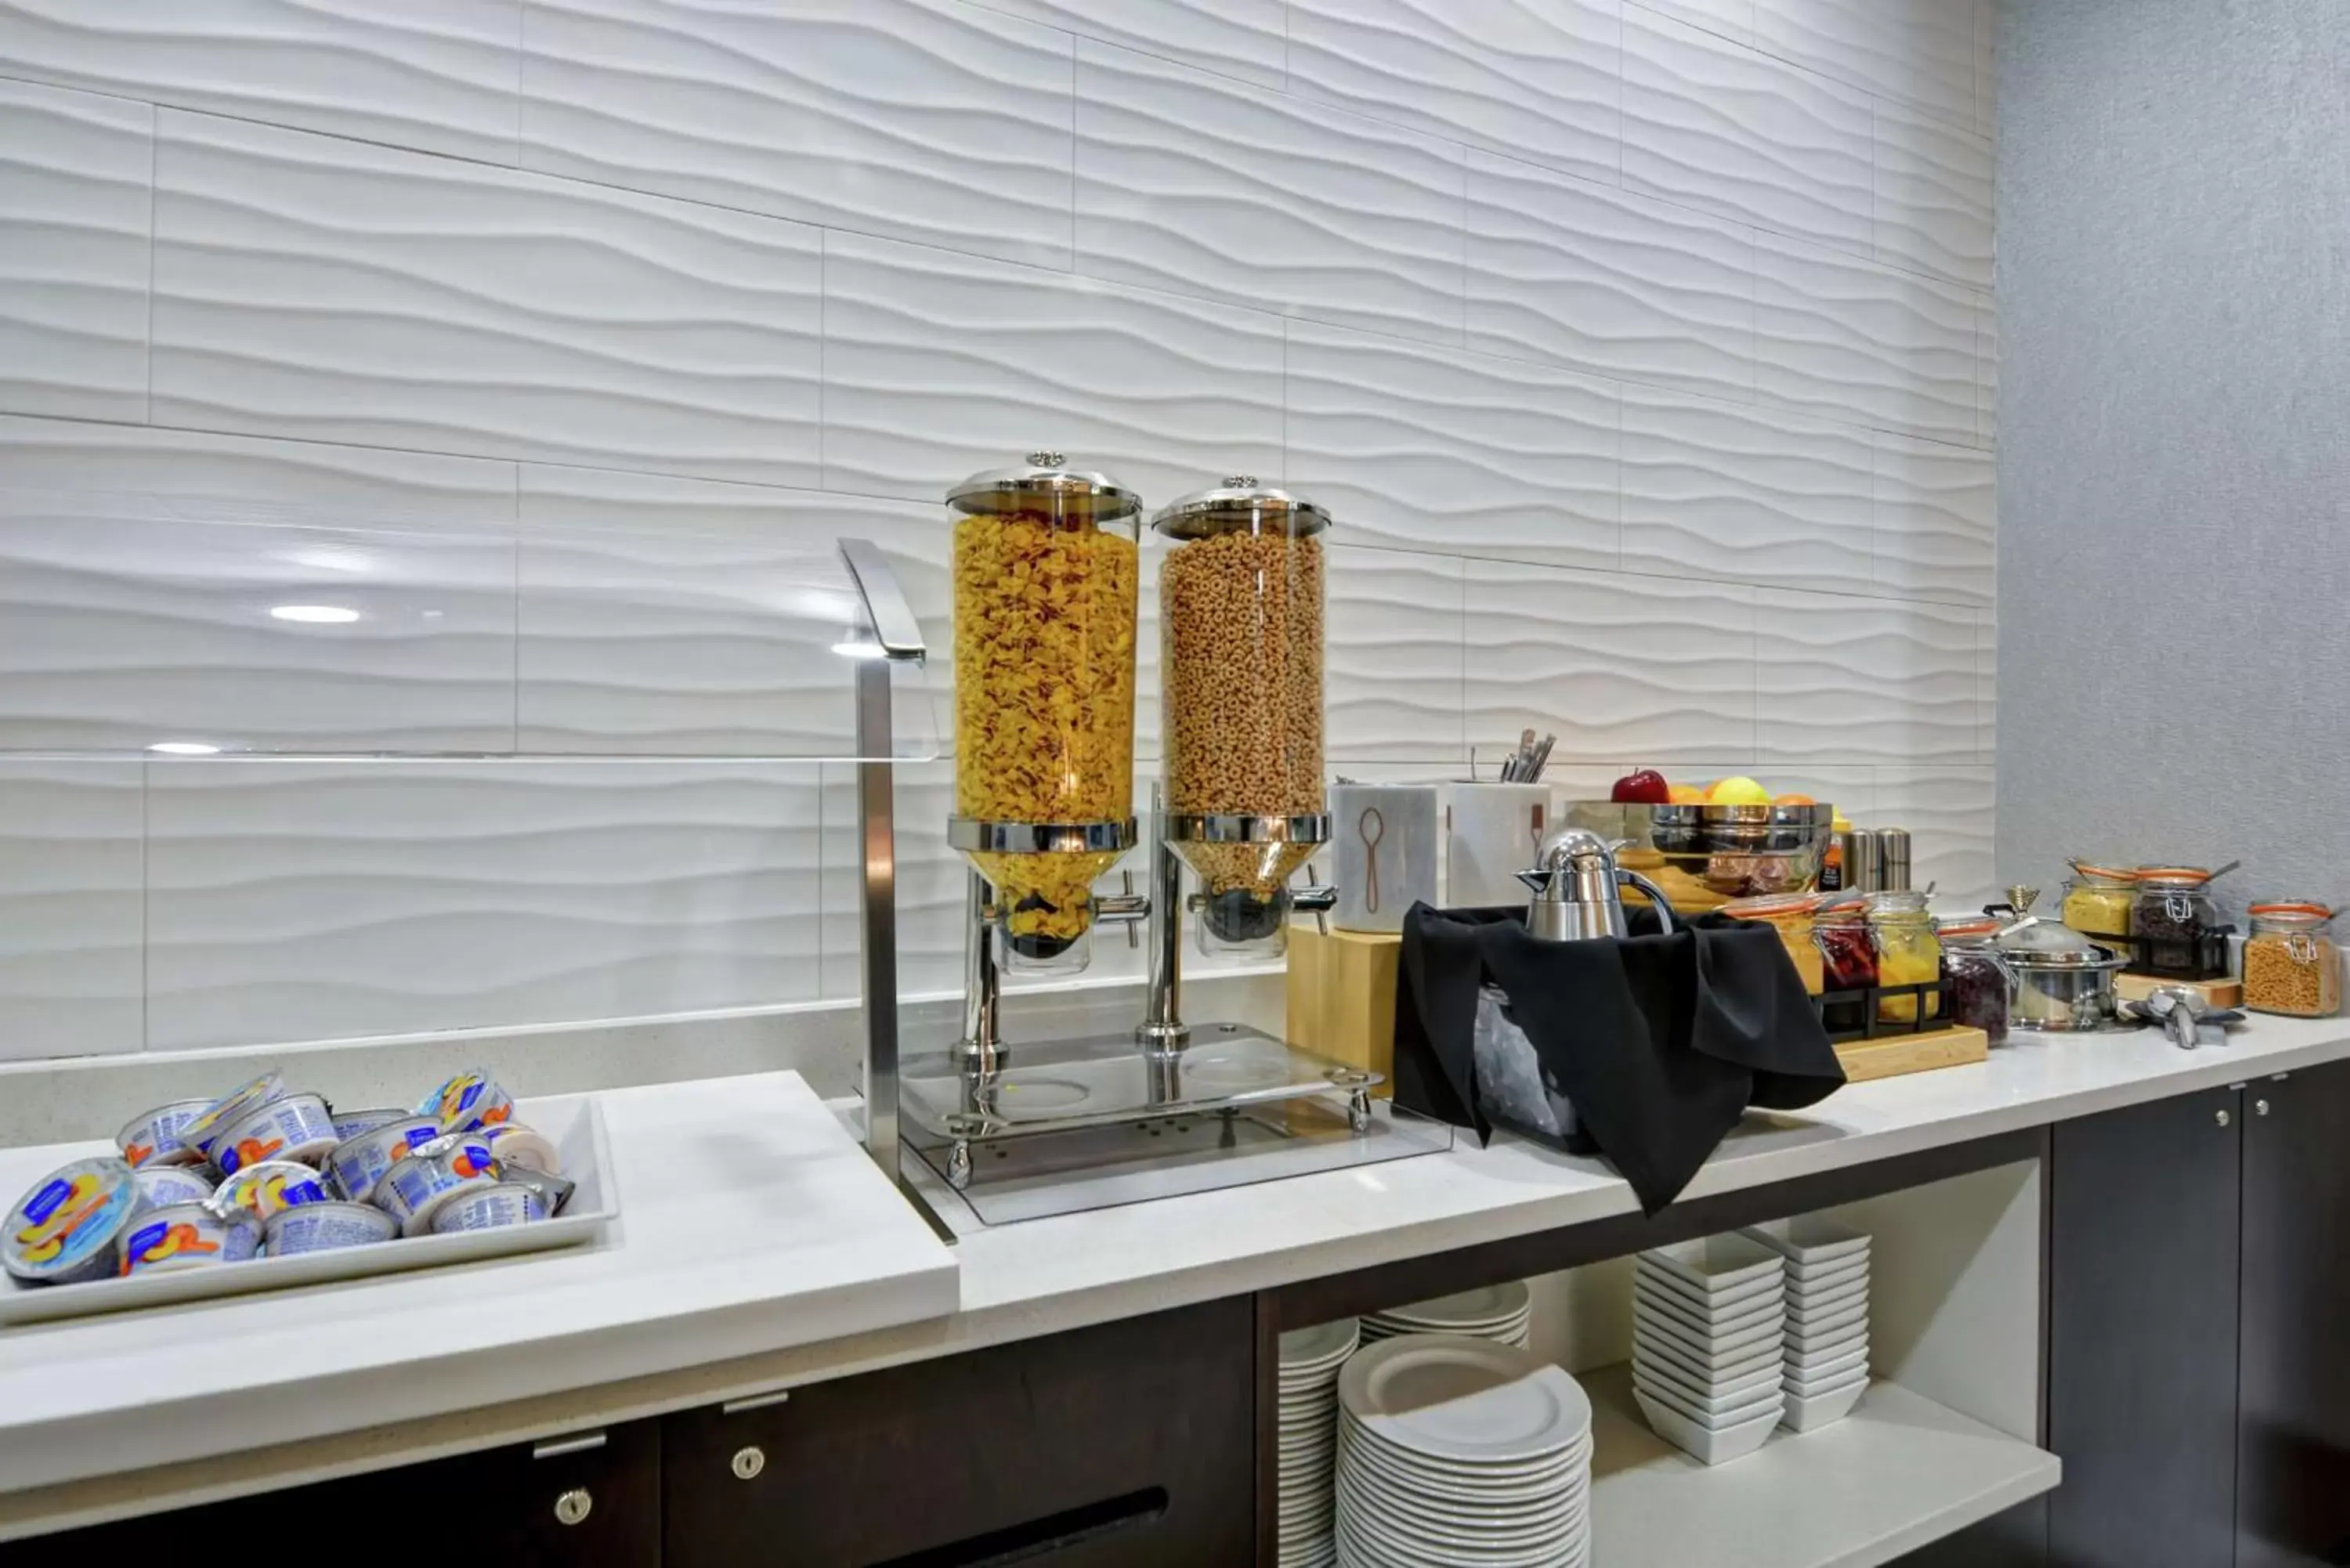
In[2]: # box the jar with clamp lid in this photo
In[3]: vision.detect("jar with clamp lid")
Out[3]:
[1814,896,1877,1031]
[2133,865,2225,980]
[947,453,1141,969]
[2243,902,2341,1017]
[1152,476,1330,957]
[1938,916,2012,1045]
[2059,862,2138,945]
[1868,889,1942,1024]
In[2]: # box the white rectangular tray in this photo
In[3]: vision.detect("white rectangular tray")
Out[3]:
[0,1092,617,1327]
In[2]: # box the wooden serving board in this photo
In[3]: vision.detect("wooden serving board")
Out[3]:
[1835,1025,1991,1083]
[2115,972,2243,1009]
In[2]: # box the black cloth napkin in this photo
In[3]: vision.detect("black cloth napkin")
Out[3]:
[1394,903,1846,1213]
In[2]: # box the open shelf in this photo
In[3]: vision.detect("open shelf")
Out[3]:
[1585,1364,2059,1568]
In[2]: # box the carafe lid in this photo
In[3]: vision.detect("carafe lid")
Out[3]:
[1150,475,1332,540]
[947,451,1141,521]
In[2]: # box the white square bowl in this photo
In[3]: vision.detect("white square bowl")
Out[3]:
[1635,1346,1784,1408]
[1636,1386,1783,1465]
[1637,1299,1788,1361]
[1786,1359,1871,1400]
[1784,1341,1871,1382]
[1636,1327,1782,1389]
[1635,1277,1786,1339]
[1741,1216,1871,1267]
[1636,1254,1787,1314]
[1635,1365,1786,1424]
[1788,1272,1869,1316]
[1786,1298,1870,1343]
[1780,1374,1870,1432]
[1642,1234,1786,1296]
[1786,1251,1871,1290]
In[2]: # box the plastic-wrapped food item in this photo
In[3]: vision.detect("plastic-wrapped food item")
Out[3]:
[949,454,1141,965]
[2243,902,2341,1017]
[1938,916,2012,1044]
[1870,890,1942,1023]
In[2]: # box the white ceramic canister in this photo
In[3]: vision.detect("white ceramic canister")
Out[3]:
[119,1202,262,1277]
[324,1115,444,1205]
[374,1136,502,1237]
[429,1183,548,1235]
[183,1072,287,1163]
[265,1201,399,1256]
[1330,783,1441,934]
[3,1158,141,1285]
[1441,783,1551,909]
[213,1160,335,1222]
[212,1093,340,1176]
[116,1099,215,1170]
[132,1164,219,1211]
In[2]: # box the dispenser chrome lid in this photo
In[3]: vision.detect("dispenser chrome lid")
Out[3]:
[947,451,1141,522]
[1150,475,1332,540]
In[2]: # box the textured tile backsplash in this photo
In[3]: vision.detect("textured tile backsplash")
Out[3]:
[0,0,1997,1059]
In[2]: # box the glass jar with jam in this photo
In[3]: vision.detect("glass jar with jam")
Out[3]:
[2243,902,2341,1017]
[1938,915,2012,1045]
[1722,892,1825,995]
[1815,896,1877,1031]
[1869,890,1943,1024]
[2060,862,2138,945]
[2133,866,2224,978]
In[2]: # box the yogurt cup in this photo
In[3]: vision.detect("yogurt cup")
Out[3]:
[119,1202,261,1277]
[374,1136,502,1237]
[417,1069,514,1135]
[265,1201,398,1257]
[185,1072,287,1162]
[117,1099,215,1170]
[214,1093,340,1176]
[213,1160,334,1222]
[5,1158,140,1285]
[479,1122,561,1177]
[324,1115,443,1205]
[133,1164,219,1211]
[428,1183,547,1235]
[329,1106,410,1143]
[499,1165,576,1219]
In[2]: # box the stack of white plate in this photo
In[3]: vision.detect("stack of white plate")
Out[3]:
[1278,1317,1361,1568]
[1360,1280,1533,1349]
[1335,1334,1592,1567]
[1743,1216,1873,1431]
[1632,1234,1788,1465]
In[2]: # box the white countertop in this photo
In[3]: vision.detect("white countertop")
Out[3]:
[7,1014,2348,1540]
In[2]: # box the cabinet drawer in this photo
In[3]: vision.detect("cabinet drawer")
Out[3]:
[663,1296,1254,1568]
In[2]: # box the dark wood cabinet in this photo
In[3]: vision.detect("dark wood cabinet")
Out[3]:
[661,1296,1256,1568]
[2047,1084,2243,1568]
[2238,1060,2350,1568]
[2,1418,660,1568]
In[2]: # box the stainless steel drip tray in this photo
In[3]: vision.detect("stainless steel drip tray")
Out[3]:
[904,1097,1453,1227]
[898,1024,1372,1142]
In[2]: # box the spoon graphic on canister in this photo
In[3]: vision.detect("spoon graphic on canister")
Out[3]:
[1359,807,1386,915]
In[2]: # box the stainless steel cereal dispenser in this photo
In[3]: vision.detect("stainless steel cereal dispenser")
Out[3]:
[1154,477,1335,967]
[946,452,1144,982]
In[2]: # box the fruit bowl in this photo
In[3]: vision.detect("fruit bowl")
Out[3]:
[1560,802,1837,905]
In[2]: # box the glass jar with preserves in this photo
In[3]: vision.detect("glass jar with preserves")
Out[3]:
[1723,892,1825,995]
[1938,916,2012,1045]
[1870,890,1943,1024]
[2243,902,2341,1017]
[2060,862,2138,945]
[948,453,1141,968]
[1815,896,1877,1031]
[1153,477,1329,956]
[2133,866,2224,979]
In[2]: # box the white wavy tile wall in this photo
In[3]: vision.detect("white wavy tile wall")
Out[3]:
[0,0,1999,1057]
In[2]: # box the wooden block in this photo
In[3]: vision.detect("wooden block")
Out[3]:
[1835,1026,1991,1084]
[1285,927,1400,1097]
[2114,972,2243,1009]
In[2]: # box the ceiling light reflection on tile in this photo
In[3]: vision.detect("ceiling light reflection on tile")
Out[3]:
[147,741,222,755]
[269,604,362,624]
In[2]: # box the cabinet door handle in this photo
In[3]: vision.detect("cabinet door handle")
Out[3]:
[555,1487,594,1526]
[533,1433,608,1461]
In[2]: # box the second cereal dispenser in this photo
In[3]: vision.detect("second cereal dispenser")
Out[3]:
[1154,477,1336,963]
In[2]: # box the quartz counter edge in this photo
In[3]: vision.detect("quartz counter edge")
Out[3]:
[8,1016,2350,1541]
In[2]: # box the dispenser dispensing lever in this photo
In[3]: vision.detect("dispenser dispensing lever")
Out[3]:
[1095,870,1150,950]
[1293,862,1340,936]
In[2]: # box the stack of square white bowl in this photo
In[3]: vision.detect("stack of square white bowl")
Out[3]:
[1335,1334,1592,1566]
[1743,1216,1873,1431]
[1359,1281,1532,1349]
[1631,1234,1788,1464]
[1278,1317,1361,1568]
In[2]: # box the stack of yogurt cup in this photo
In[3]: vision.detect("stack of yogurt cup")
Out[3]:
[2,1068,572,1290]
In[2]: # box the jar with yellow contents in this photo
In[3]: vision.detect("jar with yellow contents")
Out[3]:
[1869,890,1943,1023]
[946,453,1141,970]
[2059,862,2138,945]
[1721,892,1825,995]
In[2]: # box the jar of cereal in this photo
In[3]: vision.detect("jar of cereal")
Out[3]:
[947,453,1141,968]
[2243,902,2341,1017]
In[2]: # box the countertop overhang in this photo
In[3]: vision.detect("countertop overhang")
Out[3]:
[9,1013,2350,1540]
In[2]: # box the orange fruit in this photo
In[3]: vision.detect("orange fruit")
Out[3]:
[1667,784,1708,804]
[1774,793,1817,807]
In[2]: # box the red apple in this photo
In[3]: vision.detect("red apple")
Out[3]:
[1611,767,1672,804]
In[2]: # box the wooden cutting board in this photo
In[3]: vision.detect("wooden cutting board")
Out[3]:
[2114,971,2243,1009]
[1835,1025,1991,1083]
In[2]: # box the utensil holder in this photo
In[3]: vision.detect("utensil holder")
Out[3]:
[1332,784,1439,934]
[1442,783,1549,908]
